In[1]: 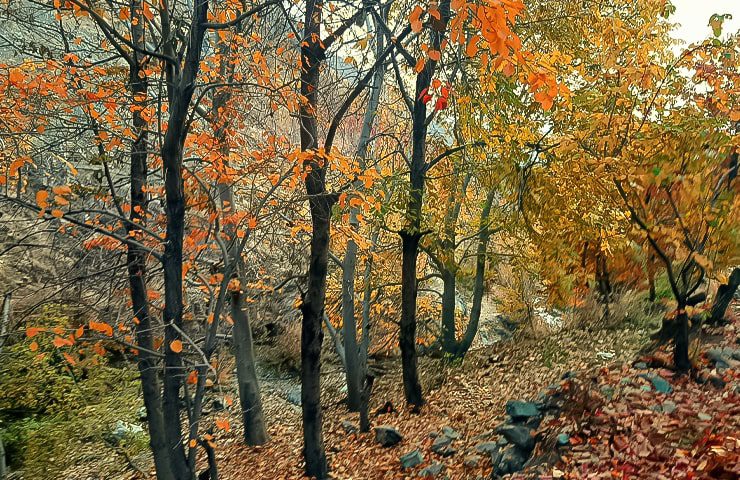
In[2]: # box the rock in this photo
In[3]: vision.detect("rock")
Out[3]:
[661,400,677,414]
[495,425,534,451]
[709,375,726,389]
[634,362,648,370]
[400,449,424,469]
[556,433,570,446]
[419,462,444,478]
[505,400,541,422]
[286,389,302,406]
[471,430,495,442]
[341,420,358,434]
[108,420,144,444]
[474,441,499,455]
[431,435,453,455]
[375,425,403,447]
[707,348,725,363]
[212,398,225,411]
[698,412,712,421]
[137,407,148,422]
[441,426,460,439]
[463,455,481,467]
[639,373,672,394]
[493,446,527,476]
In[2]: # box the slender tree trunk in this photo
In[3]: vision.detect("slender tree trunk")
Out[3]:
[400,229,424,406]
[126,9,175,479]
[341,238,361,411]
[440,267,457,353]
[454,190,495,357]
[299,1,330,476]
[231,290,268,444]
[709,267,740,324]
[674,300,691,371]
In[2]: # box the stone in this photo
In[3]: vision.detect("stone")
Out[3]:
[698,412,712,421]
[463,455,481,468]
[634,362,648,370]
[474,441,499,455]
[505,400,541,422]
[375,425,403,447]
[556,433,570,447]
[709,375,726,389]
[661,400,677,414]
[108,420,144,444]
[639,373,672,394]
[341,420,358,434]
[441,426,460,439]
[495,425,534,451]
[212,398,225,411]
[137,407,148,422]
[286,388,302,406]
[400,449,424,469]
[419,462,444,478]
[431,435,453,455]
[493,446,527,476]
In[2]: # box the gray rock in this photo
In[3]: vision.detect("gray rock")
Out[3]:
[137,407,148,422]
[556,433,570,446]
[463,455,481,467]
[661,400,677,414]
[375,425,403,447]
[441,426,460,439]
[419,462,444,478]
[400,449,424,469]
[639,373,672,394]
[496,425,534,451]
[341,420,358,434]
[109,420,144,444]
[634,362,648,370]
[286,389,302,406]
[474,441,499,454]
[505,400,541,422]
[431,435,452,454]
[493,446,527,476]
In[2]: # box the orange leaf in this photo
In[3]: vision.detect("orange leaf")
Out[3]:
[29,341,39,352]
[170,339,183,353]
[215,418,230,432]
[51,209,64,218]
[428,49,441,62]
[36,190,49,209]
[189,439,197,448]
[26,326,43,338]
[414,57,425,73]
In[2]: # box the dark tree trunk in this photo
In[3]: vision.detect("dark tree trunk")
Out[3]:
[298,0,330,476]
[674,301,691,372]
[125,8,175,479]
[341,238,361,411]
[231,290,268,445]
[454,190,495,357]
[709,267,740,324]
[400,230,424,407]
[595,250,612,319]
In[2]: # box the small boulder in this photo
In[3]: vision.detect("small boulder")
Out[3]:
[474,441,499,455]
[375,425,403,447]
[463,455,481,468]
[634,362,648,370]
[505,400,540,422]
[661,400,677,415]
[286,389,302,406]
[495,425,534,451]
[441,426,460,439]
[431,435,452,455]
[639,373,672,394]
[341,420,358,434]
[400,449,424,469]
[493,446,527,476]
[556,433,570,447]
[419,462,444,478]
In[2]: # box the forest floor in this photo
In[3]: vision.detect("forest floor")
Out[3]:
[209,305,739,479]
[47,305,739,480]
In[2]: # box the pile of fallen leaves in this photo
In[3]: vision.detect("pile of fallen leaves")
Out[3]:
[521,313,740,479]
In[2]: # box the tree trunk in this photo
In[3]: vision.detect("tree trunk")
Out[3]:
[709,267,740,324]
[440,267,457,353]
[125,11,175,479]
[298,0,330,476]
[340,238,361,411]
[454,190,495,357]
[674,301,691,372]
[231,290,268,445]
[400,230,424,407]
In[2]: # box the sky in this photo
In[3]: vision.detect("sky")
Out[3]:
[671,0,740,45]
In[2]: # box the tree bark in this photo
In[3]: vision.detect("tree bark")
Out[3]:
[709,267,740,324]
[298,0,330,476]
[231,290,268,445]
[674,301,691,371]
[125,8,175,479]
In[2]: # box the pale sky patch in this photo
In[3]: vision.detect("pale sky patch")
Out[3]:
[670,0,740,45]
